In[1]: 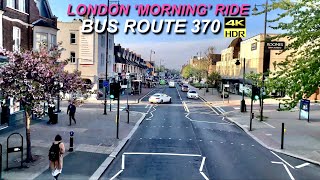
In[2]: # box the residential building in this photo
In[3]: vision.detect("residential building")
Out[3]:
[57,18,115,92]
[0,0,57,127]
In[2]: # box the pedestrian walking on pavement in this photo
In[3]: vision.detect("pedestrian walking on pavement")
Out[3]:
[49,134,65,180]
[67,101,77,126]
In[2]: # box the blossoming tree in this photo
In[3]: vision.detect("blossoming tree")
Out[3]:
[0,46,88,162]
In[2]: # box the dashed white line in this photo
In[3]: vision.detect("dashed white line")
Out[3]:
[199,157,206,172]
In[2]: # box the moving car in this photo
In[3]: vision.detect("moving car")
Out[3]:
[187,90,199,99]
[149,93,172,103]
[159,79,166,85]
[169,81,175,88]
[181,85,189,92]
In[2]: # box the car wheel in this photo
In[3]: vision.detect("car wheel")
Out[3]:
[161,100,163,104]
[169,98,172,103]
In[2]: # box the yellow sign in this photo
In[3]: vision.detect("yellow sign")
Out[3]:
[224,17,246,38]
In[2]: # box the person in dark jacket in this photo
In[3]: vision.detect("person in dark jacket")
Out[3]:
[67,101,76,126]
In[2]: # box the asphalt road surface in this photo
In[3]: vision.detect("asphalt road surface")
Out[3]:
[100,85,320,180]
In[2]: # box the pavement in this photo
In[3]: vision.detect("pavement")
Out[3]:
[0,102,145,180]
[87,87,156,104]
[100,85,320,180]
[191,85,320,166]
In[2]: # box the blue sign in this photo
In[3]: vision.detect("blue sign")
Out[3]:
[299,99,310,121]
[103,81,109,87]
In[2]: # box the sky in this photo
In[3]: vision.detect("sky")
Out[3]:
[48,0,286,70]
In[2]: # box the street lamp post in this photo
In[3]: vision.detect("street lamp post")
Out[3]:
[235,58,246,112]
[253,0,268,121]
[104,0,120,115]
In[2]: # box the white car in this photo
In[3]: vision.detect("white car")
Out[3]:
[149,93,172,103]
[187,90,199,99]
[169,81,175,88]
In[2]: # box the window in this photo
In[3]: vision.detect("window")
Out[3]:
[100,53,105,66]
[70,33,76,44]
[101,35,105,47]
[18,0,25,12]
[7,0,14,8]
[35,33,48,50]
[70,52,76,63]
[13,26,21,51]
[50,34,56,49]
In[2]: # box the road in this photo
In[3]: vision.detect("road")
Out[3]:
[100,85,320,180]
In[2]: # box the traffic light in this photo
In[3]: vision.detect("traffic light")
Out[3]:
[110,82,120,100]
[252,85,260,100]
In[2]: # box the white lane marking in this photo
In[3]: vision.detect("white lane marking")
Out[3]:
[283,163,295,180]
[123,152,202,157]
[234,107,240,110]
[176,86,183,101]
[200,171,210,180]
[295,163,310,169]
[110,170,123,180]
[262,122,276,128]
[146,119,152,121]
[122,155,125,169]
[190,119,234,125]
[140,88,157,102]
[146,104,153,114]
[271,162,295,180]
[270,151,295,169]
[215,106,226,114]
[265,134,272,136]
[199,157,206,172]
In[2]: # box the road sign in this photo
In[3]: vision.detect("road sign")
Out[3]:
[121,85,128,89]
[224,84,230,88]
[103,81,109,87]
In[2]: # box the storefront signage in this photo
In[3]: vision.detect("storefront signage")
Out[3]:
[267,41,285,50]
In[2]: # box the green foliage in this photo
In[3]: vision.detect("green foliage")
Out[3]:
[207,71,221,86]
[266,0,320,109]
[181,64,193,79]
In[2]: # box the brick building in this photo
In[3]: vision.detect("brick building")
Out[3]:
[0,0,58,51]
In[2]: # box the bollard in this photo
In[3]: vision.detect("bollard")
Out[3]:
[127,105,130,124]
[69,131,74,152]
[281,123,284,149]
[250,113,254,131]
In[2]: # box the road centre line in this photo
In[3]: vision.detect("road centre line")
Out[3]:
[295,163,310,169]
[176,86,182,101]
[123,152,202,157]
[270,151,295,169]
[262,121,276,128]
[183,101,190,112]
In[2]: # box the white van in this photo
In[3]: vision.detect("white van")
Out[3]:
[169,81,175,88]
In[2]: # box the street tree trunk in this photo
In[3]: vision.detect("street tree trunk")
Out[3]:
[25,111,33,162]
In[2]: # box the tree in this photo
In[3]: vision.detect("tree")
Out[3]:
[207,71,221,87]
[266,0,320,109]
[0,46,87,162]
[181,64,193,79]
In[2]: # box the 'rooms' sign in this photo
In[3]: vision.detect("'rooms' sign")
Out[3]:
[266,41,285,50]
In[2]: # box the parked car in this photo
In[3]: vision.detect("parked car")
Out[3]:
[169,81,175,88]
[149,93,172,103]
[187,90,199,99]
[181,85,189,92]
